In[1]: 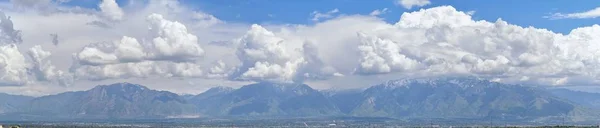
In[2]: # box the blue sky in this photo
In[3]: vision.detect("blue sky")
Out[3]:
[177,0,600,34]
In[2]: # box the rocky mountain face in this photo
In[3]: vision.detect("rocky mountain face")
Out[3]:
[27,83,196,119]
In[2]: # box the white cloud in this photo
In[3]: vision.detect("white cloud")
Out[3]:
[205,60,232,79]
[0,44,29,86]
[0,0,248,95]
[231,24,342,82]
[27,45,73,86]
[355,33,421,74]
[241,60,305,82]
[252,5,600,86]
[146,13,204,61]
[232,24,305,82]
[296,41,341,81]
[356,6,600,86]
[73,12,205,66]
[72,61,203,80]
[72,13,206,80]
[4,0,600,96]
[99,0,124,21]
[395,0,431,9]
[369,8,389,16]
[547,7,600,19]
[0,11,22,44]
[0,10,75,87]
[311,8,339,22]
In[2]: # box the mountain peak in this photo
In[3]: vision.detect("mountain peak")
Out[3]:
[203,86,234,94]
[90,82,150,94]
[26,82,195,119]
[233,82,316,97]
[206,86,233,91]
[252,82,312,91]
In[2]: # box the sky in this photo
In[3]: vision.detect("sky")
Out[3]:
[0,0,600,96]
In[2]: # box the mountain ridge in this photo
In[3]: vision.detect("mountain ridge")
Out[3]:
[24,82,196,119]
[327,77,597,121]
[193,82,341,117]
[0,77,599,123]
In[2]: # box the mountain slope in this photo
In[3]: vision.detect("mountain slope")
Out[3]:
[189,86,234,114]
[0,93,33,114]
[549,88,600,109]
[322,89,364,114]
[193,82,340,117]
[190,86,233,102]
[328,77,595,120]
[28,83,196,119]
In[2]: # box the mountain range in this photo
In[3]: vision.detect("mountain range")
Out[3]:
[1,83,195,120]
[0,77,599,122]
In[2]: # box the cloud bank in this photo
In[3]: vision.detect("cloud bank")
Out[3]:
[1,0,600,96]
[72,13,205,80]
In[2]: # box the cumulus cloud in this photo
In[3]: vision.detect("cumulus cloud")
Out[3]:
[5,0,600,96]
[311,8,340,22]
[547,7,600,19]
[72,13,206,80]
[205,60,232,79]
[146,13,205,61]
[27,45,74,86]
[232,24,305,82]
[369,8,389,16]
[75,13,204,65]
[0,40,72,86]
[0,0,247,95]
[355,33,421,74]
[228,5,600,86]
[0,11,22,44]
[230,24,341,82]
[99,0,124,21]
[395,0,431,9]
[341,6,600,85]
[296,41,342,80]
[0,44,29,86]
[0,11,28,86]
